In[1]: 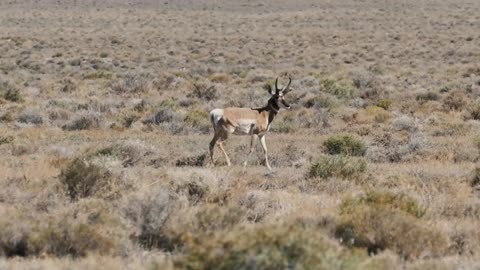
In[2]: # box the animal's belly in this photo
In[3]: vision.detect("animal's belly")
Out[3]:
[233,120,257,135]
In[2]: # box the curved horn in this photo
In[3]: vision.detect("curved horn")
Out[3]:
[282,77,292,94]
[275,77,280,95]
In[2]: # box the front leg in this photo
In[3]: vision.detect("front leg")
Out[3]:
[259,135,272,170]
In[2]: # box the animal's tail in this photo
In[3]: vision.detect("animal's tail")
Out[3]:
[209,111,217,132]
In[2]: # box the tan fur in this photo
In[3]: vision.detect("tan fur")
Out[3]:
[222,108,271,134]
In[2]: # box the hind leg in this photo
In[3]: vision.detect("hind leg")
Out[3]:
[217,131,232,166]
[209,134,219,166]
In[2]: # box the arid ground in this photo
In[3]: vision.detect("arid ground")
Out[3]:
[1,0,480,269]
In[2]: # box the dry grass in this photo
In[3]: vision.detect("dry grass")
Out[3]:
[1,0,480,268]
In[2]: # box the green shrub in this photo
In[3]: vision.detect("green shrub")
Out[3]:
[323,135,367,156]
[308,155,367,179]
[83,71,112,80]
[270,118,296,133]
[340,191,425,218]
[321,79,354,99]
[59,158,112,200]
[175,224,369,270]
[336,194,447,259]
[375,99,392,110]
[184,110,209,128]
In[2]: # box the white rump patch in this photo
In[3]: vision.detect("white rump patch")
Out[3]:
[209,108,224,127]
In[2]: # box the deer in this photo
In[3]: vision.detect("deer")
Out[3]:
[208,77,293,170]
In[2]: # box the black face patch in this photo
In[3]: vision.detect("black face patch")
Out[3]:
[281,98,290,108]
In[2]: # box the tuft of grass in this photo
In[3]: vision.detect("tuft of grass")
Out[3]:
[308,155,367,179]
[323,135,367,156]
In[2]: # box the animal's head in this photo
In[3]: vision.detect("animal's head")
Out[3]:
[268,77,293,111]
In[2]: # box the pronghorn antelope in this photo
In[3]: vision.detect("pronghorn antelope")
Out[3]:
[209,77,293,170]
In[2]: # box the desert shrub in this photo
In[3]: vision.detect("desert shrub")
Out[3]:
[323,135,367,156]
[175,224,367,270]
[118,110,141,128]
[321,79,354,99]
[375,99,392,110]
[366,106,391,123]
[68,58,81,66]
[0,81,22,102]
[352,70,375,90]
[443,90,467,111]
[416,92,439,103]
[122,187,178,250]
[17,110,43,125]
[470,167,480,188]
[143,108,177,125]
[175,153,208,167]
[308,155,367,179]
[270,117,296,133]
[303,94,336,109]
[111,74,151,94]
[336,194,447,259]
[208,73,230,83]
[184,110,209,128]
[0,135,14,145]
[465,101,480,120]
[392,116,418,132]
[83,71,112,80]
[59,158,113,201]
[340,191,425,218]
[62,112,103,131]
[188,82,217,101]
[93,140,153,167]
[0,200,128,258]
[61,78,77,93]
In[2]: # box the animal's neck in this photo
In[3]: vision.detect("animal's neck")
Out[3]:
[264,103,278,124]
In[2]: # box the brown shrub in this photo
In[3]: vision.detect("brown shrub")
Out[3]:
[59,158,113,201]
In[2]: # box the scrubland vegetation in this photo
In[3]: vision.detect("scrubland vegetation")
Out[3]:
[1,0,480,269]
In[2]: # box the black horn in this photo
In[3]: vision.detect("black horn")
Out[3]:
[275,77,281,95]
[282,77,292,94]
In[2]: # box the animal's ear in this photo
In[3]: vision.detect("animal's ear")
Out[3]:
[263,82,275,95]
